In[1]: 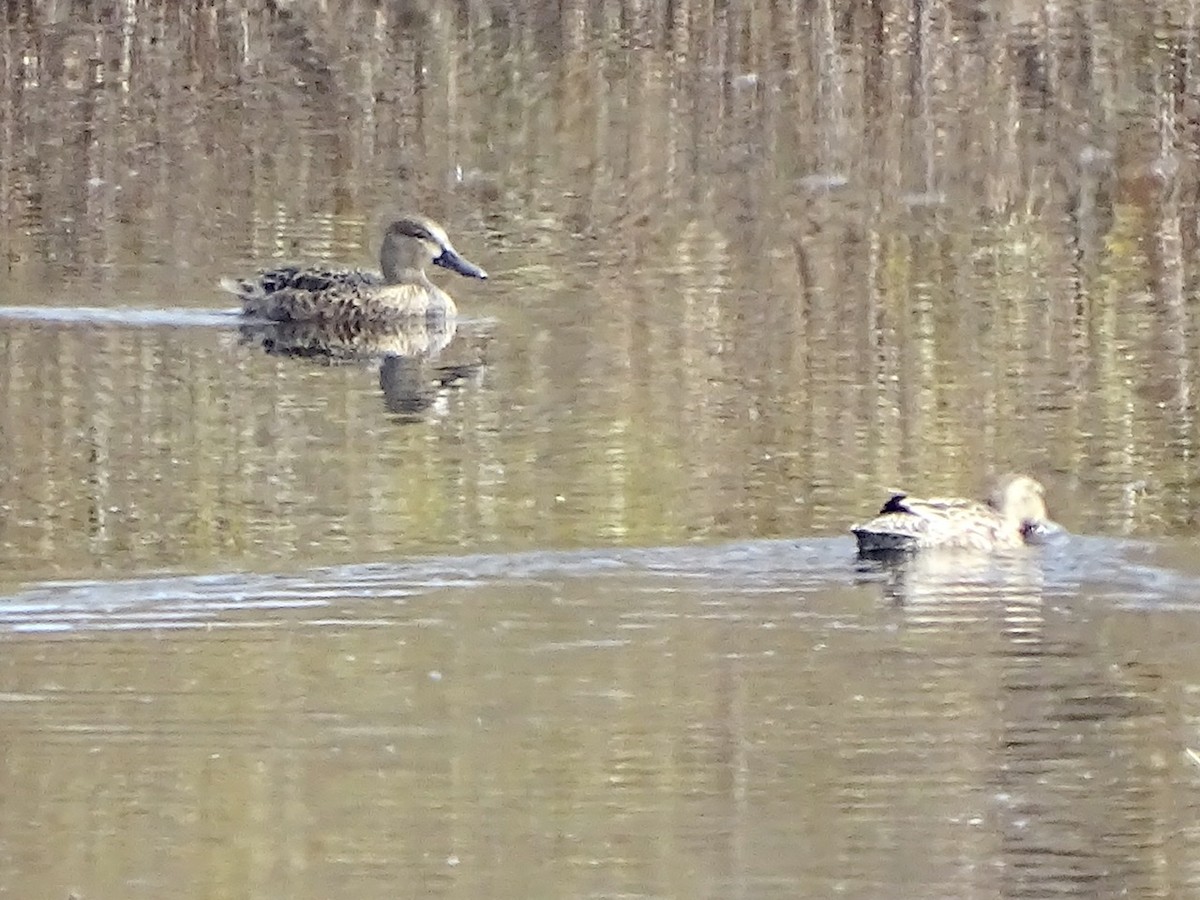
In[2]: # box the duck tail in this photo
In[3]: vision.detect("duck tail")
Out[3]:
[219,276,262,300]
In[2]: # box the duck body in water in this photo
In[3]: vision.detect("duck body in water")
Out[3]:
[222,216,487,324]
[852,474,1061,554]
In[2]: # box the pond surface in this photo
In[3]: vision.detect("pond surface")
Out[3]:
[2,0,1200,897]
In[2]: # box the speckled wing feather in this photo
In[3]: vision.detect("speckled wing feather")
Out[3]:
[221,265,383,301]
[238,280,385,325]
[238,279,454,324]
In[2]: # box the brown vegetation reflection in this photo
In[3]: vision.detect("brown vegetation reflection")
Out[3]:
[1,0,1200,575]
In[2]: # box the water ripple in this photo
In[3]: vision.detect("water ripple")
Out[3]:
[0,536,1197,634]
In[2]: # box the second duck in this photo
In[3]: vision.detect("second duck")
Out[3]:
[222,215,487,324]
[852,474,1061,554]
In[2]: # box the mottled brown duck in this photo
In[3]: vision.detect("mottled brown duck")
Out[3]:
[222,216,487,324]
[852,474,1061,554]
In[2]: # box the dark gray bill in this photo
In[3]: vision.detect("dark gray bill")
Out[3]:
[435,247,487,279]
[1023,519,1065,544]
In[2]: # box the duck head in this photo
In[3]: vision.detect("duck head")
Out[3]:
[380,216,488,282]
[989,474,1062,540]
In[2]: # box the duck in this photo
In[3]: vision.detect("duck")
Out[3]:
[221,215,487,324]
[851,474,1061,554]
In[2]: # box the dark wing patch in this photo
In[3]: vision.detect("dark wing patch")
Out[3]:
[254,266,383,295]
[243,283,375,324]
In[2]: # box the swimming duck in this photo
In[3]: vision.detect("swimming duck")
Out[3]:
[852,474,1060,554]
[222,215,487,324]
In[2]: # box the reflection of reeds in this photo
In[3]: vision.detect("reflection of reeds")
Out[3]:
[1,0,1199,563]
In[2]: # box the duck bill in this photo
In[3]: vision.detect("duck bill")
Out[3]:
[1023,519,1065,544]
[434,247,487,280]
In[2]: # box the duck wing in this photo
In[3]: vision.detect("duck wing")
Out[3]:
[220,266,384,302]
[237,280,387,324]
[853,494,996,551]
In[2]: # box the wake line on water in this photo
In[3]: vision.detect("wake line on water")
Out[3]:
[0,306,501,330]
[0,537,1197,634]
[0,306,244,327]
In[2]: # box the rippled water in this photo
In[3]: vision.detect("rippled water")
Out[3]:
[3,0,1200,896]
[5,538,1200,897]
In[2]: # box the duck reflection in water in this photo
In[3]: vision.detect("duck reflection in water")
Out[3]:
[852,474,1063,556]
[239,315,491,419]
[221,215,487,324]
